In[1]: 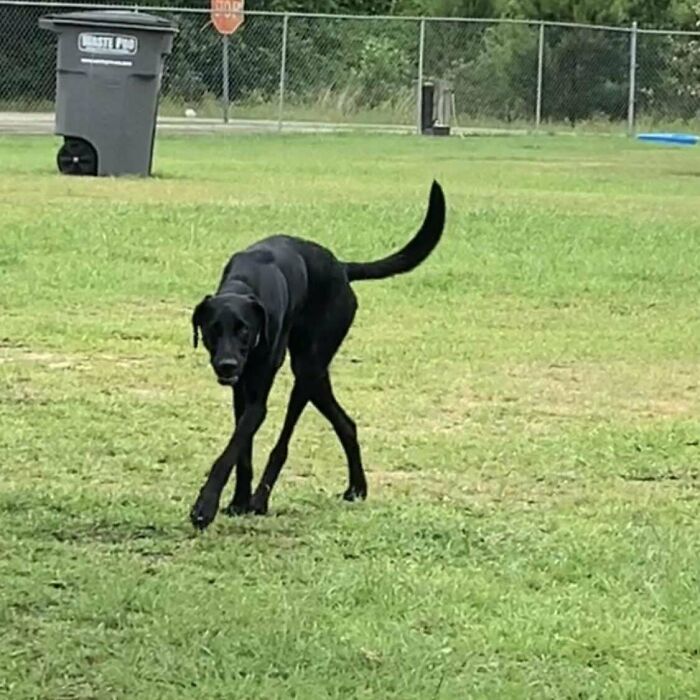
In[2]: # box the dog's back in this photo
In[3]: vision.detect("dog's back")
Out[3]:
[221,234,350,312]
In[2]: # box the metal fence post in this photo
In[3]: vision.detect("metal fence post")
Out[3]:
[416,18,426,135]
[277,14,289,132]
[535,21,544,128]
[222,34,229,124]
[627,20,638,135]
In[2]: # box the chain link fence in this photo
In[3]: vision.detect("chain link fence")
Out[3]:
[636,30,700,128]
[1,1,699,133]
[539,24,632,129]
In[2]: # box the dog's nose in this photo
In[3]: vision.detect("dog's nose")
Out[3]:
[216,359,239,378]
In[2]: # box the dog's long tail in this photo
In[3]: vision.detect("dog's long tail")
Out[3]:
[344,181,446,283]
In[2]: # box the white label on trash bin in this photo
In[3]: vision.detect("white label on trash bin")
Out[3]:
[78,32,138,56]
[80,58,133,67]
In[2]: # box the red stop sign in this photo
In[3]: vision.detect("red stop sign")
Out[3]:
[211,0,244,35]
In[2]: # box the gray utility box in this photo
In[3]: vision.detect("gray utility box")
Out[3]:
[39,11,177,177]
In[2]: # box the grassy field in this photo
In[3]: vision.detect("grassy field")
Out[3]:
[1,132,699,699]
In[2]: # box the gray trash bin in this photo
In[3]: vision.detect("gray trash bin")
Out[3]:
[39,10,177,177]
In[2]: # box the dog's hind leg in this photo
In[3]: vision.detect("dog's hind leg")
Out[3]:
[309,372,367,502]
[248,381,310,514]
[250,283,367,513]
[250,368,366,514]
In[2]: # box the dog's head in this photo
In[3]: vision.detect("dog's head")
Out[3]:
[191,293,268,386]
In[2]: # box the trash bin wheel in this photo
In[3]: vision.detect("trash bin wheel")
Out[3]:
[57,137,97,176]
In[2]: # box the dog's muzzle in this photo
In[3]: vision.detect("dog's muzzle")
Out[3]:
[214,359,240,386]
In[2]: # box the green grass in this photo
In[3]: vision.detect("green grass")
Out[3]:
[1,132,700,699]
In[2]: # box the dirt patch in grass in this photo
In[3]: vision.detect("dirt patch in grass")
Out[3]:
[429,362,699,431]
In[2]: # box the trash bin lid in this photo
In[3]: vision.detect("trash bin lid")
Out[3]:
[40,10,177,33]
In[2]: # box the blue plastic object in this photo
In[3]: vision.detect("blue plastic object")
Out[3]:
[636,132,699,146]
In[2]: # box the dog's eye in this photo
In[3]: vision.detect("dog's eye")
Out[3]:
[204,323,221,347]
[239,325,250,341]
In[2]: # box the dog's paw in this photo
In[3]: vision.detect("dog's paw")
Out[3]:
[222,499,251,517]
[189,491,219,530]
[342,484,367,502]
[248,491,269,516]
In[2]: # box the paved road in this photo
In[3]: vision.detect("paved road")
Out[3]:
[0,111,416,136]
[0,112,532,137]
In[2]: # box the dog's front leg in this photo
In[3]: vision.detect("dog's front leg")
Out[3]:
[190,401,267,530]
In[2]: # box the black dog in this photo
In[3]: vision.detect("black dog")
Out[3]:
[189,181,446,530]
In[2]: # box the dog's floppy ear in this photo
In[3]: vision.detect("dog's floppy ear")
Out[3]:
[244,282,286,351]
[191,295,212,349]
[246,294,270,348]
